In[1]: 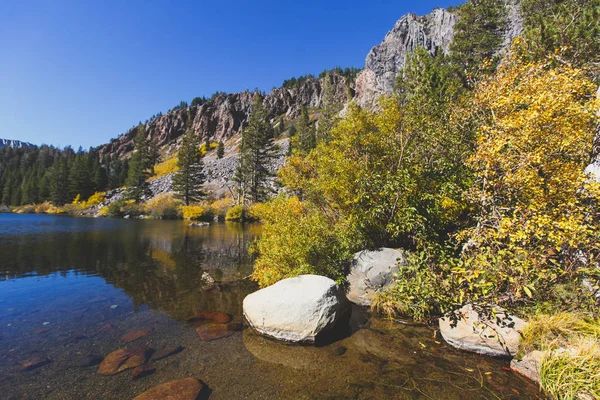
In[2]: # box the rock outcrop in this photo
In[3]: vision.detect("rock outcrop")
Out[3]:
[0,138,34,149]
[347,248,406,306]
[439,304,526,357]
[98,76,348,159]
[510,350,546,384]
[355,1,524,109]
[355,8,456,108]
[243,275,350,343]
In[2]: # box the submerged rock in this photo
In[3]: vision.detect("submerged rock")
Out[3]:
[243,274,350,343]
[20,357,51,371]
[132,377,206,400]
[120,328,152,343]
[347,248,406,306]
[150,345,183,362]
[98,346,152,376]
[196,323,242,341]
[187,311,231,325]
[189,221,210,227]
[131,365,156,380]
[439,304,526,357]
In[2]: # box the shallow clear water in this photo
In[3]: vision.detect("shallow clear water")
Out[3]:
[0,214,544,399]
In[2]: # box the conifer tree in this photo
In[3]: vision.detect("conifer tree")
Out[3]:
[316,72,339,144]
[125,124,157,202]
[217,140,224,159]
[449,0,508,88]
[173,130,206,205]
[234,93,280,204]
[296,105,316,154]
[204,135,211,153]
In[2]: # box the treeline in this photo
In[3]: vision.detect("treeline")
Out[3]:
[0,145,129,206]
[282,67,362,89]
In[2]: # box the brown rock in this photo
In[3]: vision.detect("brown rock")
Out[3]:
[20,357,51,371]
[187,312,231,325]
[131,365,155,380]
[150,345,183,362]
[98,346,152,376]
[510,350,546,385]
[120,328,152,342]
[34,329,50,335]
[196,323,242,341]
[132,377,206,400]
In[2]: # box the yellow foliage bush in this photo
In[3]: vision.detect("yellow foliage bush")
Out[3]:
[144,193,182,219]
[251,196,353,287]
[210,197,235,220]
[225,205,246,222]
[84,192,106,207]
[455,49,600,307]
[182,204,212,220]
[152,154,179,179]
[34,202,53,214]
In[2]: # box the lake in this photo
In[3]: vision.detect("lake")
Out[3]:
[0,214,543,399]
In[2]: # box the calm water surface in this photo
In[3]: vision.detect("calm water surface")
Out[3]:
[0,214,543,399]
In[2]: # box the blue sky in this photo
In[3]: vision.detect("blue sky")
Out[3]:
[0,0,457,149]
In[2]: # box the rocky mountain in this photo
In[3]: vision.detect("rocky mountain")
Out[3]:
[0,139,34,149]
[98,74,351,159]
[99,1,525,160]
[355,0,523,108]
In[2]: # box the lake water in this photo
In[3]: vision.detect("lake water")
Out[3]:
[0,214,543,399]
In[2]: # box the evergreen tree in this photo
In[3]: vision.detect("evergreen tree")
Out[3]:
[51,157,70,205]
[234,93,280,204]
[173,130,206,205]
[296,105,316,154]
[449,0,508,88]
[204,135,211,153]
[125,125,157,202]
[217,140,225,159]
[69,151,92,201]
[316,72,340,144]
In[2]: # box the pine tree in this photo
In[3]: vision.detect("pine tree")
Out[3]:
[51,157,70,205]
[296,105,316,154]
[125,124,157,202]
[217,140,224,159]
[234,93,280,204]
[69,152,92,201]
[173,130,206,205]
[316,72,340,144]
[449,0,508,88]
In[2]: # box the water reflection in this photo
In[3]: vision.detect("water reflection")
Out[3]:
[0,215,260,321]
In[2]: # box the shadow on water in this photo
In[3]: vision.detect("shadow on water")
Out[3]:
[0,214,545,399]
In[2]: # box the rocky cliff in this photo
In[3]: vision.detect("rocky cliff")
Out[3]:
[98,74,350,159]
[0,139,34,149]
[355,1,523,108]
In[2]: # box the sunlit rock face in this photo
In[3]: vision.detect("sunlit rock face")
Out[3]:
[354,9,456,109]
[243,275,350,343]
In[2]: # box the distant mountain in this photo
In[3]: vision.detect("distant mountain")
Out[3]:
[0,138,35,149]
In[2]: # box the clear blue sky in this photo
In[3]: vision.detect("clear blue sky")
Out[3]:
[0,0,458,149]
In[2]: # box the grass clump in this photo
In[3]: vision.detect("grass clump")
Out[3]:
[520,312,600,400]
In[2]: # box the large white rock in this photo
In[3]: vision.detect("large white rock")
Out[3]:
[243,275,350,343]
[439,304,527,357]
[347,248,406,306]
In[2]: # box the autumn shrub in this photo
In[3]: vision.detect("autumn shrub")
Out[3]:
[182,204,213,221]
[13,204,36,214]
[252,196,354,287]
[103,199,143,218]
[144,193,182,219]
[210,197,235,220]
[34,202,53,214]
[152,154,179,179]
[83,192,106,208]
[379,49,600,319]
[225,205,247,222]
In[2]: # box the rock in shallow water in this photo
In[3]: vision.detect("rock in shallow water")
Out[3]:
[150,345,183,362]
[243,274,350,343]
[196,323,242,341]
[347,248,406,306]
[120,328,152,342]
[98,346,152,376]
[20,357,51,371]
[187,311,231,325]
[76,355,103,368]
[439,304,526,357]
[132,377,206,400]
[131,365,156,380]
[510,350,546,384]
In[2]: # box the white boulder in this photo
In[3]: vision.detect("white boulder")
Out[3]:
[439,304,527,357]
[243,275,350,343]
[347,248,406,306]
